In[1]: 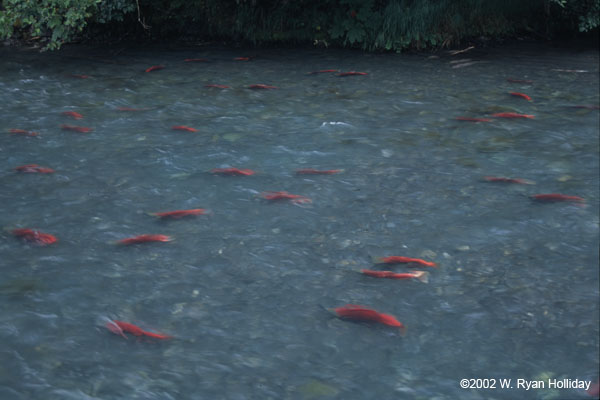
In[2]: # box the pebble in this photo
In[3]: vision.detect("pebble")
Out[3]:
[557,174,572,182]
[420,249,437,258]
[172,303,185,314]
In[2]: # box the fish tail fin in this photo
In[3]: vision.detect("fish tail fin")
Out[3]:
[372,256,384,264]
[414,271,429,283]
[156,333,172,340]
[399,326,407,337]
[143,331,172,340]
[147,212,159,217]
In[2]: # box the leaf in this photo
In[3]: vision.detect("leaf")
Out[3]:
[48,16,62,29]
[328,24,346,39]
[346,26,365,44]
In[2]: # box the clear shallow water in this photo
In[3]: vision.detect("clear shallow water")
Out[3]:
[0,43,598,400]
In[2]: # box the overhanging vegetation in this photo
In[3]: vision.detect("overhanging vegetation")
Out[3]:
[1,0,598,50]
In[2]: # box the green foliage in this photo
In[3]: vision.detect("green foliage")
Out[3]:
[571,0,599,32]
[0,0,597,51]
[372,0,454,51]
[578,3,599,32]
[95,0,136,24]
[0,0,99,49]
[328,0,381,48]
[328,0,539,52]
[545,0,600,34]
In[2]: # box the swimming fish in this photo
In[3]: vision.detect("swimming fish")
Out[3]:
[587,381,599,397]
[234,57,251,61]
[211,168,255,176]
[12,228,58,245]
[552,69,588,73]
[330,304,406,334]
[70,74,90,79]
[103,318,127,339]
[447,46,475,56]
[451,61,481,69]
[248,84,278,89]
[376,256,437,268]
[361,269,429,283]
[320,121,353,127]
[14,164,55,173]
[506,78,533,84]
[295,169,343,175]
[171,126,198,132]
[455,117,492,122]
[184,58,208,62]
[530,193,584,203]
[150,209,207,219]
[309,69,339,74]
[491,112,535,119]
[117,234,173,245]
[510,92,532,101]
[60,124,92,133]
[61,111,83,119]
[483,176,534,184]
[9,129,39,136]
[110,320,171,340]
[145,65,165,72]
[205,84,230,89]
[260,191,312,204]
[337,71,368,77]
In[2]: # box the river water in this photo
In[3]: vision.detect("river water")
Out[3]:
[0,43,598,400]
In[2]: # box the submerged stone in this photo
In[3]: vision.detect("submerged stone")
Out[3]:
[296,380,339,398]
[0,279,42,296]
[223,133,241,142]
